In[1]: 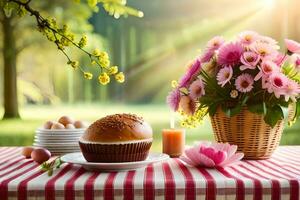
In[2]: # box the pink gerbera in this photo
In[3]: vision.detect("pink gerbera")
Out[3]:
[200,49,215,63]
[254,60,279,81]
[179,58,201,87]
[217,42,243,66]
[251,42,277,59]
[217,66,233,87]
[179,95,196,115]
[201,36,225,63]
[240,51,260,70]
[285,39,300,54]
[235,73,254,93]
[206,36,225,50]
[189,79,205,100]
[283,79,300,102]
[258,36,279,49]
[265,72,287,98]
[167,89,181,111]
[238,31,259,46]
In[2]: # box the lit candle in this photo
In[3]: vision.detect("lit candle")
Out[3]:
[162,114,185,158]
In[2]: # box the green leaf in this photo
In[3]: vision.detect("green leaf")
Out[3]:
[279,105,289,120]
[264,105,284,127]
[248,102,267,115]
[295,101,300,120]
[222,104,242,117]
[208,103,218,116]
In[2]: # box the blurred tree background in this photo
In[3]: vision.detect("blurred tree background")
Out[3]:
[0,0,300,149]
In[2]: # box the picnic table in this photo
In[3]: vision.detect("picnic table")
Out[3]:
[0,146,299,200]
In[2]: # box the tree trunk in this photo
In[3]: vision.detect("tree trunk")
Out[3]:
[2,16,20,119]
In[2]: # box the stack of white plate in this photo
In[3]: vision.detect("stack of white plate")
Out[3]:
[33,128,85,156]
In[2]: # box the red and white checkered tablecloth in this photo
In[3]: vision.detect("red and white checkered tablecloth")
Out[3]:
[0,146,300,200]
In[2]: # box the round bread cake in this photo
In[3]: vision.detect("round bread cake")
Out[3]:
[79,114,153,162]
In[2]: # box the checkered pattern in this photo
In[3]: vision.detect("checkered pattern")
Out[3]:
[0,146,300,200]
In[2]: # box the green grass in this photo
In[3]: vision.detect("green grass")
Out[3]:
[0,104,299,152]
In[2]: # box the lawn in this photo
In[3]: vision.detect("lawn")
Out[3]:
[0,104,299,152]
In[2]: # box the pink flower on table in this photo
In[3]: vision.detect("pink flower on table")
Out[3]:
[166,89,181,112]
[179,95,196,115]
[217,42,243,66]
[189,79,205,100]
[240,51,260,70]
[238,30,259,46]
[178,58,202,87]
[285,39,300,54]
[254,60,280,81]
[180,141,244,167]
[283,79,300,102]
[265,72,288,98]
[235,73,254,93]
[216,66,233,87]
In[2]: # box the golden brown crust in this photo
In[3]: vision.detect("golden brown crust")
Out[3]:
[82,114,153,143]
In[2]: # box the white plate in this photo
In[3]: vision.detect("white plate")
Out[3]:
[36,127,86,132]
[33,142,79,146]
[61,152,170,172]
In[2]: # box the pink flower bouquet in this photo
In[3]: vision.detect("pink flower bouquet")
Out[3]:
[180,142,244,167]
[167,31,300,128]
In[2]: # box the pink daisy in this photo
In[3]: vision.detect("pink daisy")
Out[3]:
[273,53,287,66]
[200,49,215,63]
[179,95,196,115]
[217,66,233,87]
[283,79,300,102]
[265,72,287,98]
[167,89,181,111]
[206,36,225,50]
[258,36,279,49]
[254,60,279,81]
[179,58,201,87]
[240,51,260,70]
[189,79,205,100]
[238,31,259,46]
[201,36,225,63]
[285,39,300,54]
[251,42,277,59]
[235,73,254,93]
[217,42,243,66]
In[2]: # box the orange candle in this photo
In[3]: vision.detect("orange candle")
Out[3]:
[162,129,185,158]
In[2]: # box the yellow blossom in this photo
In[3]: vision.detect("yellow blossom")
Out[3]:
[92,49,101,56]
[70,61,79,69]
[84,72,93,80]
[115,72,125,83]
[108,66,118,75]
[98,51,109,60]
[100,59,110,68]
[171,80,178,88]
[78,35,87,48]
[91,60,96,65]
[98,72,110,85]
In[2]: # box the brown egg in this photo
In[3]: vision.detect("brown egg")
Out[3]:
[51,122,65,129]
[58,116,74,126]
[43,121,54,129]
[31,148,51,164]
[74,120,88,129]
[65,123,75,129]
[22,146,35,158]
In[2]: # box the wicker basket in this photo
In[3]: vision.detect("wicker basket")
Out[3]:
[210,107,284,159]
